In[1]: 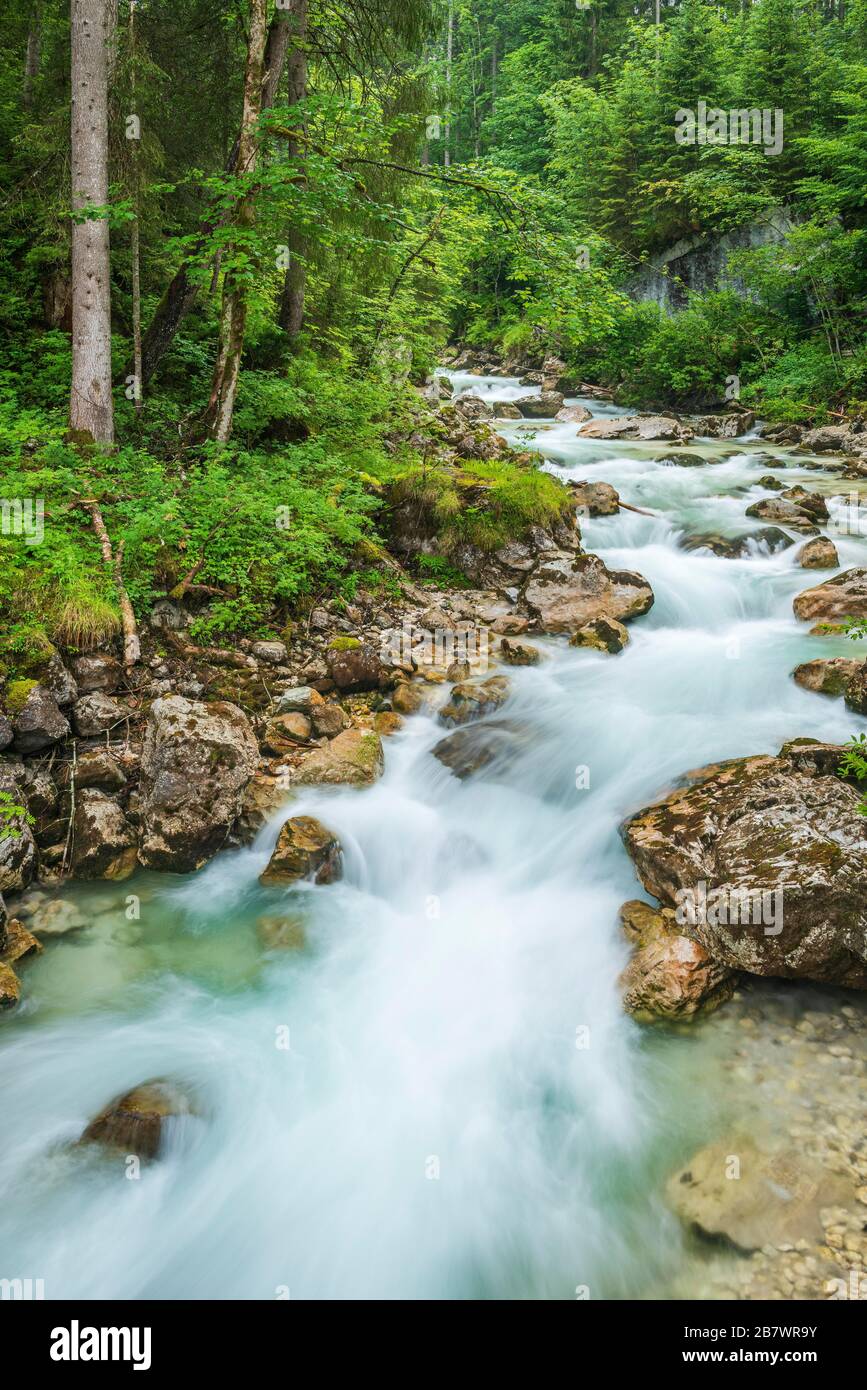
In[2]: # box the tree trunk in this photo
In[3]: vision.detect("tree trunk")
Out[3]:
[138,8,289,386]
[206,0,268,442]
[23,1,42,109]
[277,0,309,339]
[444,0,453,168]
[70,0,114,445]
[129,0,142,415]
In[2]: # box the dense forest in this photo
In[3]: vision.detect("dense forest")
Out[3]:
[1,0,865,668]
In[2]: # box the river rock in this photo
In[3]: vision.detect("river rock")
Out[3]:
[138,696,259,872]
[619,900,735,1022]
[756,474,787,490]
[26,897,87,936]
[326,641,387,693]
[259,816,342,887]
[70,789,137,880]
[622,746,867,987]
[72,692,130,738]
[515,392,564,418]
[780,486,830,522]
[744,498,819,533]
[286,728,384,787]
[579,415,693,443]
[668,1139,855,1252]
[81,1080,198,1160]
[310,701,351,737]
[71,653,122,694]
[0,962,20,1010]
[439,676,511,727]
[12,685,69,754]
[432,720,529,780]
[793,658,862,698]
[687,412,756,438]
[801,424,851,453]
[275,686,323,716]
[262,712,312,754]
[493,403,522,420]
[797,536,839,568]
[555,404,592,423]
[1,918,41,965]
[569,616,629,653]
[392,682,424,715]
[845,663,867,715]
[793,568,867,622]
[498,638,540,666]
[522,551,654,635]
[236,772,292,842]
[569,481,620,516]
[454,393,493,421]
[655,451,709,467]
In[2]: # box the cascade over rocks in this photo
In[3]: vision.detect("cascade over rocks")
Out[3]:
[260,816,342,886]
[81,1080,200,1160]
[439,676,511,727]
[622,742,867,988]
[138,696,259,872]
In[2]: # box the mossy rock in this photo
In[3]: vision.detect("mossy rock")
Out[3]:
[4,679,38,717]
[328,636,361,652]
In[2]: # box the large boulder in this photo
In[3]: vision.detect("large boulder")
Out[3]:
[797,536,839,569]
[622,744,867,987]
[522,551,654,635]
[619,900,735,1022]
[285,728,384,788]
[41,652,78,707]
[259,816,342,887]
[555,404,592,424]
[579,415,693,443]
[793,568,867,622]
[439,676,511,727]
[12,685,70,753]
[514,392,565,418]
[138,697,259,872]
[70,789,137,880]
[845,663,867,715]
[793,658,862,698]
[668,1139,854,1252]
[569,481,620,516]
[801,424,852,454]
[744,498,818,533]
[687,412,755,438]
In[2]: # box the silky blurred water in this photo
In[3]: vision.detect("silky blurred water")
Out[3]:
[1,378,865,1299]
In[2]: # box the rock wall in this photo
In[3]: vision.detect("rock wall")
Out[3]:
[626,206,795,313]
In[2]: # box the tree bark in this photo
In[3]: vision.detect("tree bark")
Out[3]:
[444,0,453,168]
[138,8,290,386]
[70,0,114,444]
[206,0,268,442]
[277,0,308,339]
[23,1,43,109]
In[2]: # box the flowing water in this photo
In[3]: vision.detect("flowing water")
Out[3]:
[2,376,867,1300]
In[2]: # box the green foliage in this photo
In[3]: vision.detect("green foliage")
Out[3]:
[839,734,867,818]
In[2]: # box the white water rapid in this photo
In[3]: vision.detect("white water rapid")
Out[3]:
[2,375,866,1299]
